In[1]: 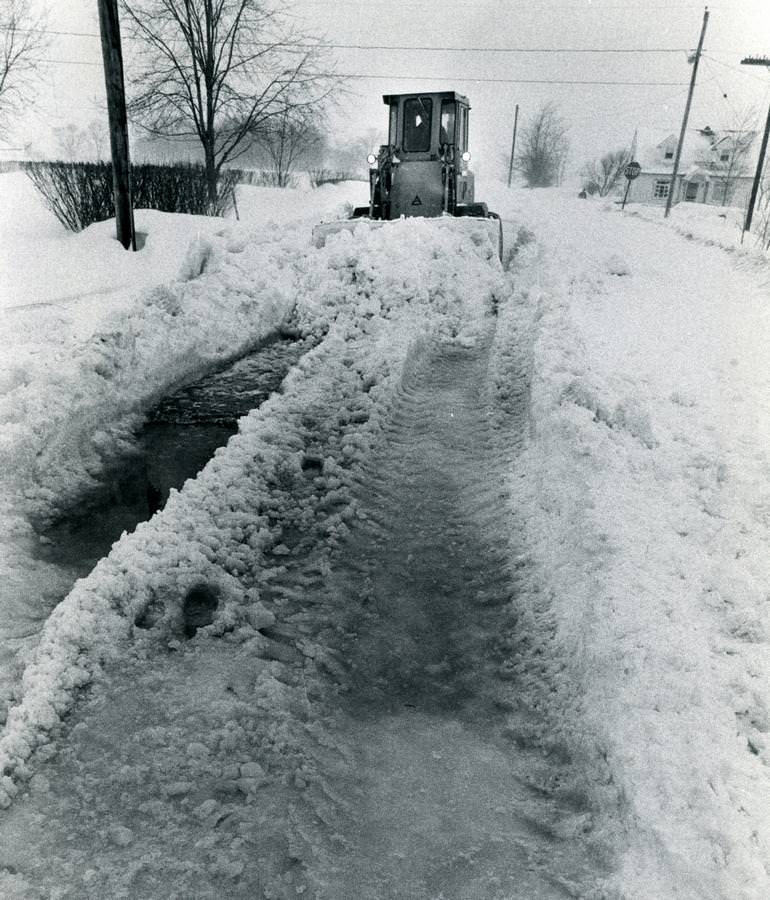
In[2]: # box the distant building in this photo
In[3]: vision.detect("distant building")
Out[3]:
[622,127,757,208]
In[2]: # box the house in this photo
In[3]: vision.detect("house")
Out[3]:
[622,127,758,208]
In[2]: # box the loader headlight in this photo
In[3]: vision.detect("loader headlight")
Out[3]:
[367,153,377,165]
[462,151,471,162]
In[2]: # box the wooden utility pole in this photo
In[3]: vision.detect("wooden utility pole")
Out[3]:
[97,0,135,250]
[664,6,709,218]
[507,105,519,188]
[740,57,770,239]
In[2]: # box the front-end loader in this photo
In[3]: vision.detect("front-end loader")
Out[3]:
[313,91,502,258]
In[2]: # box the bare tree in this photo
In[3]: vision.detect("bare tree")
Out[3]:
[709,110,757,206]
[120,0,338,206]
[256,106,324,186]
[516,102,569,188]
[580,148,631,197]
[50,119,110,161]
[86,118,109,160]
[53,123,86,160]
[327,129,382,173]
[0,0,48,138]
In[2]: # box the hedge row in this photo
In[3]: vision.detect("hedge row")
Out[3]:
[308,168,365,187]
[24,161,240,233]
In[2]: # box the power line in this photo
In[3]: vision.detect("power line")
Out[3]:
[0,27,708,54]
[34,58,688,86]
[9,26,761,60]
[701,56,742,120]
[302,0,764,7]
[42,58,102,67]
[341,74,687,86]
[268,42,691,53]
[701,53,770,82]
[1,28,102,38]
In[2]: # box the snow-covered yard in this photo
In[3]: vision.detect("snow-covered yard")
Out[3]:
[0,171,768,898]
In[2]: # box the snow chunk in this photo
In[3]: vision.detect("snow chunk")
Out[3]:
[107,824,134,847]
[605,253,631,276]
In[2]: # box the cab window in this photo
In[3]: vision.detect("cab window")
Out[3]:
[440,100,455,145]
[456,106,467,152]
[389,102,398,145]
[403,97,432,152]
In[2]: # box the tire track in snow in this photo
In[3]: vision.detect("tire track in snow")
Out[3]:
[292,333,612,898]
[0,318,612,899]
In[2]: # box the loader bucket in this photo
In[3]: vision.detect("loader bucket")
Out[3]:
[312,218,386,248]
[313,215,503,261]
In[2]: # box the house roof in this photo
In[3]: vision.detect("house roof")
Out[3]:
[683,164,712,182]
[630,126,760,176]
[634,129,708,174]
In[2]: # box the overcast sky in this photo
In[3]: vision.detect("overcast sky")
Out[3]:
[11,0,770,176]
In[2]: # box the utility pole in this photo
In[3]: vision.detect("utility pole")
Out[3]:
[97,0,135,250]
[507,105,519,188]
[740,57,770,240]
[664,6,709,218]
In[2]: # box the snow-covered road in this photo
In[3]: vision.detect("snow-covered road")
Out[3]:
[0,314,612,900]
[1,173,770,898]
[309,336,607,897]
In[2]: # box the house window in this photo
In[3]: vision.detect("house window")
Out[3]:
[664,150,674,159]
[720,152,730,162]
[713,181,731,204]
[653,180,670,199]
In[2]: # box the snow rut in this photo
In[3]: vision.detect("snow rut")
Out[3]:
[287,336,610,898]
[334,343,513,713]
[0,326,611,899]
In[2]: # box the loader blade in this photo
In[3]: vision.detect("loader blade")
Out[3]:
[312,218,385,249]
[312,215,502,262]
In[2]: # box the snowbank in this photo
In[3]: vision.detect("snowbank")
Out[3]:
[0,217,503,807]
[624,199,768,260]
[1,174,216,312]
[1,225,299,522]
[0,174,372,531]
[488,185,770,898]
[0,172,367,707]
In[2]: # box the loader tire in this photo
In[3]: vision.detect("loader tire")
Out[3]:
[455,203,489,218]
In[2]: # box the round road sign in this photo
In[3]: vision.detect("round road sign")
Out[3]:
[624,161,642,180]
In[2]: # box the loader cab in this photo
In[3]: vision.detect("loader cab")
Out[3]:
[384,92,470,160]
[315,89,501,257]
[373,91,476,219]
